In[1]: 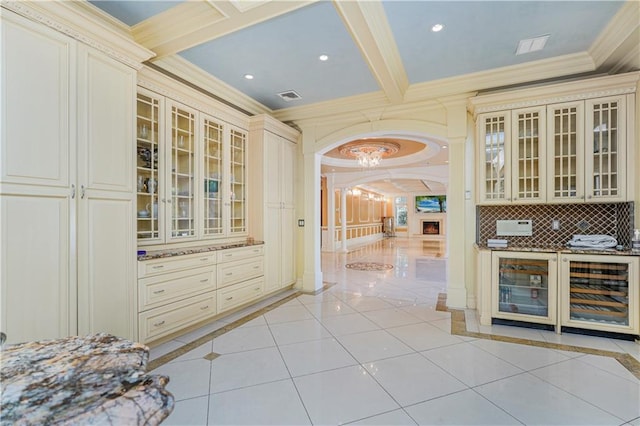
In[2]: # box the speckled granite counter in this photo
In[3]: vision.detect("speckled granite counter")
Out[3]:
[475,244,639,256]
[0,333,173,425]
[138,240,264,261]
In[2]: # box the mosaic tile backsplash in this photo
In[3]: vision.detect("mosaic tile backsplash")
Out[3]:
[477,202,634,248]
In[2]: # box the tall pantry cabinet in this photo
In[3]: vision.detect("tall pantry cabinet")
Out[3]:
[249,115,300,293]
[0,9,148,344]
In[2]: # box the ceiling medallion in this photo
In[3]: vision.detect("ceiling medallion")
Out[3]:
[339,141,401,168]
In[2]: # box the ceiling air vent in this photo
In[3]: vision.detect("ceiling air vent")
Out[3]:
[516,34,550,55]
[277,90,302,102]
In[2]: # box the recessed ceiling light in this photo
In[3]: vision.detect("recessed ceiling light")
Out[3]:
[516,34,550,55]
[244,74,254,80]
[319,54,329,61]
[431,24,444,32]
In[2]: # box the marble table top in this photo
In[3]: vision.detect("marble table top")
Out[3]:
[0,333,174,425]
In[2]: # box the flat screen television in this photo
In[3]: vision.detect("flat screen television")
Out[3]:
[415,195,446,213]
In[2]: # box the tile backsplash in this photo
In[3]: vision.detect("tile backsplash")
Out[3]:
[477,202,634,248]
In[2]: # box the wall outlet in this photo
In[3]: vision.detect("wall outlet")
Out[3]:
[552,219,560,230]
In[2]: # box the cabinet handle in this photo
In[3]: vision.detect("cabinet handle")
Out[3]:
[253,266,260,269]
[254,287,260,291]
[253,249,260,253]
[224,253,232,258]
[71,184,76,199]
[587,195,592,199]
[152,265,164,270]
[153,289,165,294]
[226,296,233,301]
[153,320,165,327]
[200,305,209,310]
[226,272,233,276]
[200,279,209,283]
[81,185,86,199]
[167,199,172,204]
[200,258,209,261]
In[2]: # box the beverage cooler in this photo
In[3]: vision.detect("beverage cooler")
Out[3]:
[560,254,639,335]
[492,252,558,326]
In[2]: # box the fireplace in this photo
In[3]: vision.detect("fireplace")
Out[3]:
[422,220,441,235]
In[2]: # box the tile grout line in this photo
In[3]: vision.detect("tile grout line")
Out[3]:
[438,293,640,380]
[148,292,301,371]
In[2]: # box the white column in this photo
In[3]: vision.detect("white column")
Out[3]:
[301,150,323,293]
[326,174,336,252]
[340,188,349,252]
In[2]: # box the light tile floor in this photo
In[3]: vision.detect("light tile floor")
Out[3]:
[151,238,640,425]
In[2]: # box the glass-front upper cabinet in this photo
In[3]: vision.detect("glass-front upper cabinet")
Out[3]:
[511,107,545,203]
[229,129,247,235]
[202,116,223,237]
[136,91,162,242]
[492,251,557,326]
[168,101,196,240]
[478,112,510,204]
[560,254,638,335]
[546,102,584,203]
[584,96,627,202]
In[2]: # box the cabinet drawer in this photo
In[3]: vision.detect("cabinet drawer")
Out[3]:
[218,245,264,263]
[139,267,216,311]
[217,277,264,313]
[138,252,216,278]
[138,292,217,343]
[218,257,264,288]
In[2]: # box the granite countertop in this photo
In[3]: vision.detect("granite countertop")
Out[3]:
[138,240,264,261]
[0,333,174,425]
[475,244,639,256]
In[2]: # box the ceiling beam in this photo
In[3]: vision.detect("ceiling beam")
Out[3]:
[132,0,316,60]
[333,0,408,104]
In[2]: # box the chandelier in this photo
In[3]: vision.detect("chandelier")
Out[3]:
[338,140,400,168]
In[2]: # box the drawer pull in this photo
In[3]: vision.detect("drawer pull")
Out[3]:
[226,296,233,301]
[224,254,232,258]
[153,289,165,294]
[200,279,209,283]
[152,265,164,270]
[200,305,209,310]
[226,272,233,276]
[254,287,260,291]
[253,266,260,269]
[200,258,209,261]
[153,320,165,327]
[253,249,259,253]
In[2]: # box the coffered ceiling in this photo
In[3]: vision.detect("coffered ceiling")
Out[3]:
[86,0,639,195]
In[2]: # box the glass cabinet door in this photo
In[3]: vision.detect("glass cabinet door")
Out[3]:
[169,103,196,239]
[229,129,247,235]
[511,107,545,203]
[136,92,161,242]
[203,117,223,237]
[585,96,626,201]
[478,113,510,203]
[561,255,637,333]
[492,252,557,325]
[547,102,584,202]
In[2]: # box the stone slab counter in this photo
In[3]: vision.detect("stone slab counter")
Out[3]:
[0,333,173,425]
[138,240,264,261]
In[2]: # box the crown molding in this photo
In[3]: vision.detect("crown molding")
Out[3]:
[249,114,300,142]
[589,0,639,69]
[152,55,271,117]
[406,52,595,104]
[1,0,154,69]
[468,72,639,115]
[137,66,250,129]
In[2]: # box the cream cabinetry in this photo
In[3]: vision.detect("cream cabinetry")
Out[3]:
[217,246,264,313]
[491,251,558,326]
[136,89,247,245]
[249,115,299,293]
[137,252,217,343]
[473,74,637,205]
[559,254,638,335]
[478,249,639,336]
[1,11,137,344]
[477,107,545,204]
